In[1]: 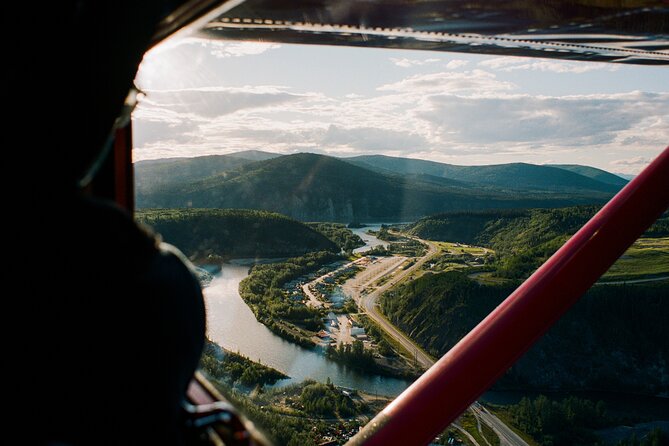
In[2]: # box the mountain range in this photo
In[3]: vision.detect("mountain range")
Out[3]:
[347,155,624,193]
[135,150,627,222]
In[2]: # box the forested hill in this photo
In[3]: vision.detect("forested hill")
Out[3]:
[135,150,279,197]
[546,164,629,187]
[380,271,669,395]
[347,155,626,193]
[136,208,337,261]
[408,207,669,279]
[137,153,611,221]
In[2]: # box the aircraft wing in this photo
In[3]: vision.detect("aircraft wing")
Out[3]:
[195,0,669,65]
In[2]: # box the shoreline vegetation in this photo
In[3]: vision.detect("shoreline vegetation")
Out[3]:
[170,212,421,378]
[305,222,365,253]
[198,341,389,445]
[200,339,288,388]
[236,248,425,379]
[136,208,338,262]
[204,374,387,446]
[239,251,341,349]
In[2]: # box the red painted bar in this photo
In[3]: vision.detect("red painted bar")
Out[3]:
[349,146,669,446]
[113,124,134,214]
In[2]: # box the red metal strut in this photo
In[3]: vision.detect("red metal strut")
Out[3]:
[349,146,669,446]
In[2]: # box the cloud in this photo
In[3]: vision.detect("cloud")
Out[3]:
[611,156,651,166]
[610,156,655,174]
[478,57,614,73]
[377,70,516,95]
[445,60,469,70]
[137,86,302,118]
[136,39,283,91]
[390,57,440,68]
[322,125,429,151]
[132,115,201,149]
[133,59,669,172]
[203,40,281,58]
[419,91,669,149]
[134,86,669,166]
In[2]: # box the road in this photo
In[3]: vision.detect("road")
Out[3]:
[335,314,353,345]
[595,275,669,285]
[302,282,324,308]
[471,403,529,446]
[343,235,528,446]
[453,423,482,446]
[303,257,369,308]
[342,239,438,369]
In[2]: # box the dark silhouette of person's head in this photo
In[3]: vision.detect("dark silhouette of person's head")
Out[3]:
[10,2,206,444]
[10,0,187,189]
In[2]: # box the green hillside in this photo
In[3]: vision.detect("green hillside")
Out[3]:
[408,207,596,277]
[137,153,610,221]
[226,150,280,162]
[136,155,252,196]
[408,207,669,279]
[548,164,628,187]
[136,208,337,261]
[305,222,364,252]
[347,155,622,193]
[135,150,279,198]
[380,271,669,395]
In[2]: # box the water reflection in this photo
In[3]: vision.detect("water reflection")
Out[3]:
[350,224,390,254]
[204,263,410,396]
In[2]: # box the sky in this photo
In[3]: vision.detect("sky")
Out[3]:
[133,36,669,174]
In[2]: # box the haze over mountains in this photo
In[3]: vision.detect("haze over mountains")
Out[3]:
[135,150,627,222]
[347,155,624,193]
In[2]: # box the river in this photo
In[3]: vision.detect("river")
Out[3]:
[204,227,411,396]
[350,224,390,254]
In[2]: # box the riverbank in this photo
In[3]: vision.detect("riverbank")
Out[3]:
[238,251,341,347]
[231,245,426,380]
[201,339,288,388]
[208,375,386,446]
[203,262,412,396]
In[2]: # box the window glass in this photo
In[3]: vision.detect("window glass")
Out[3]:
[133,37,669,446]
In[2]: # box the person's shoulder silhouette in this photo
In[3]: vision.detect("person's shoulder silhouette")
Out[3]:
[40,194,205,444]
[8,1,206,444]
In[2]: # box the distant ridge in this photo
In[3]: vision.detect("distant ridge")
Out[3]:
[347,154,622,194]
[135,150,280,197]
[137,152,613,221]
[547,164,628,187]
[615,172,636,181]
[226,150,280,161]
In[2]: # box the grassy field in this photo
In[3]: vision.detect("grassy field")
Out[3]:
[435,241,492,256]
[420,236,668,284]
[601,237,669,282]
[418,241,494,277]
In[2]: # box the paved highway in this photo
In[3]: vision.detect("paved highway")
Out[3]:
[472,403,529,446]
[594,275,669,285]
[354,240,438,369]
[344,235,529,446]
